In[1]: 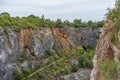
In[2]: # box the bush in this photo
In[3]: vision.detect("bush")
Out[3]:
[45,49,53,56]
[22,68,32,77]
[13,70,23,80]
[17,53,27,62]
[99,60,117,80]
[54,54,60,60]
[31,52,36,56]
[82,77,90,80]
[71,65,78,72]
[36,72,44,79]
[77,46,95,68]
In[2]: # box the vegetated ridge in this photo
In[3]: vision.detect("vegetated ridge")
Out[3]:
[91,0,120,80]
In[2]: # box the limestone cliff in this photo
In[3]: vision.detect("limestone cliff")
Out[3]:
[57,69,91,80]
[91,19,120,80]
[0,27,100,80]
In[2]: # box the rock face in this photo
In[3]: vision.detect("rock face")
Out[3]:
[57,69,91,80]
[91,19,120,80]
[0,27,101,80]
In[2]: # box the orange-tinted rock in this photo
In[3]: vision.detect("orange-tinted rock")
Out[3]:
[91,20,119,80]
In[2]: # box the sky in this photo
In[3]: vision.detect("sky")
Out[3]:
[0,0,115,21]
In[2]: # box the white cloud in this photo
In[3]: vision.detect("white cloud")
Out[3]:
[0,0,115,21]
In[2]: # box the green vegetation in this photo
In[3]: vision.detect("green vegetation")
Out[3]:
[78,46,95,68]
[13,70,23,80]
[31,52,36,56]
[45,49,54,57]
[93,1,120,80]
[99,60,117,80]
[0,12,104,29]
[106,0,120,20]
[17,53,27,63]
[13,46,95,80]
[108,0,120,48]
[71,65,79,72]
[22,68,32,77]
[82,77,90,80]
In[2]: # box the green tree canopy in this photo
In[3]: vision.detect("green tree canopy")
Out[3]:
[0,12,104,28]
[73,19,82,28]
[0,12,10,17]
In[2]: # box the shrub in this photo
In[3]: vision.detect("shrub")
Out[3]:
[82,77,90,80]
[22,68,32,77]
[36,72,44,79]
[13,70,23,80]
[54,54,60,60]
[17,53,27,62]
[45,49,53,56]
[99,60,117,80]
[31,52,36,56]
[71,65,79,72]
[77,46,95,68]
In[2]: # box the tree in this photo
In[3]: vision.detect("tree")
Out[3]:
[44,19,55,28]
[73,19,82,27]
[55,19,63,27]
[63,20,71,27]
[41,14,45,27]
[0,12,10,17]
[0,12,104,28]
[96,20,104,27]
[87,20,93,26]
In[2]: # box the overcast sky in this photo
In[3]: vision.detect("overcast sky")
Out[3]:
[0,0,115,21]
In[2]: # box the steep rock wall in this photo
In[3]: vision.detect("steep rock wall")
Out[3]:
[57,69,91,80]
[0,27,101,80]
[91,19,120,80]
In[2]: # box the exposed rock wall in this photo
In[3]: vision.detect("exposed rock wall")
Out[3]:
[0,27,101,80]
[91,19,120,80]
[57,69,91,80]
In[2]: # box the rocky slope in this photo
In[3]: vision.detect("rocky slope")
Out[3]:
[57,69,91,80]
[91,19,120,80]
[0,26,101,80]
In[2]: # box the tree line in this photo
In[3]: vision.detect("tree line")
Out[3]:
[0,12,104,29]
